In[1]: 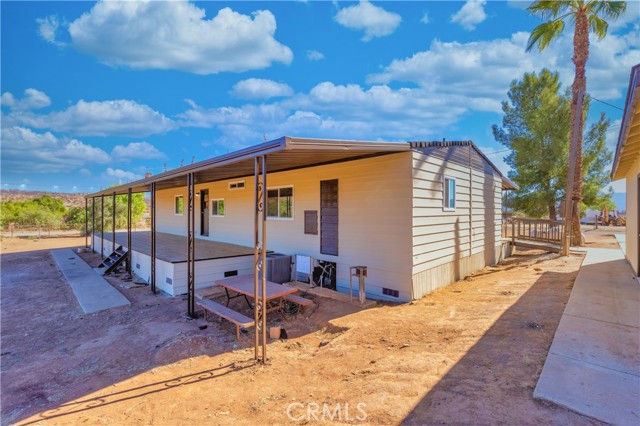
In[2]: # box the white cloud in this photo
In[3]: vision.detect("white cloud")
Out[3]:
[334,1,402,42]
[0,92,15,107]
[368,29,640,109]
[36,15,66,46]
[104,168,142,183]
[420,12,430,25]
[66,1,292,74]
[0,126,110,173]
[506,1,529,10]
[6,99,175,137]
[229,78,294,100]
[177,81,471,145]
[451,0,487,31]
[1,89,51,110]
[608,4,640,32]
[307,50,325,61]
[112,142,166,160]
[610,179,626,193]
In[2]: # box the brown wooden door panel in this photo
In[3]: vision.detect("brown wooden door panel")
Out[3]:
[321,179,338,256]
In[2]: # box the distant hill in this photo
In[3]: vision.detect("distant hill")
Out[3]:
[0,190,88,209]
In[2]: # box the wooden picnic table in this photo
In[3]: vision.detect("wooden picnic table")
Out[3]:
[215,275,298,312]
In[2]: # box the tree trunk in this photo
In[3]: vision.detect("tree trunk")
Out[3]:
[569,8,589,246]
[549,201,557,221]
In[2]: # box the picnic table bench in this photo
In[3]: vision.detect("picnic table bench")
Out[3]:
[196,298,255,339]
[284,293,314,310]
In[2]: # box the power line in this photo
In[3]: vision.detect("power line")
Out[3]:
[590,96,623,111]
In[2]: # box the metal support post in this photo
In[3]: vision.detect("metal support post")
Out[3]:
[91,197,95,253]
[101,195,105,259]
[84,197,89,248]
[127,188,132,276]
[260,156,267,363]
[112,192,116,253]
[254,158,260,362]
[253,156,268,363]
[187,173,196,317]
[151,182,157,294]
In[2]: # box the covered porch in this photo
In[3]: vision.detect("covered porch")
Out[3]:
[85,136,410,362]
[96,231,255,263]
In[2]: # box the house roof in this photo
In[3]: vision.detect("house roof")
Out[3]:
[612,64,640,181]
[87,136,517,198]
[87,137,410,197]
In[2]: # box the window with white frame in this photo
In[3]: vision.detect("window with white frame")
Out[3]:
[175,195,184,215]
[211,199,225,217]
[267,186,294,219]
[443,177,456,210]
[228,180,245,190]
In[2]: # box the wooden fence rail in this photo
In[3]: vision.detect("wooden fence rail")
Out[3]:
[506,217,566,245]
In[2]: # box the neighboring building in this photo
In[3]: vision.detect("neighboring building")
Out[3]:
[89,137,517,301]
[612,64,640,277]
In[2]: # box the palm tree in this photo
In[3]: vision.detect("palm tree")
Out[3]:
[526,0,626,245]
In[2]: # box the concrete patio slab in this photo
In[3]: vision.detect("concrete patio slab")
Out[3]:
[534,243,640,425]
[564,293,640,327]
[551,315,640,375]
[535,353,640,426]
[51,249,130,314]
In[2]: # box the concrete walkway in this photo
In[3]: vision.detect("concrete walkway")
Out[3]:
[51,249,130,314]
[534,237,640,425]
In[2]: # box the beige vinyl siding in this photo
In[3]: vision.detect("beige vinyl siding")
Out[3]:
[154,153,414,301]
[411,149,505,298]
[156,190,188,236]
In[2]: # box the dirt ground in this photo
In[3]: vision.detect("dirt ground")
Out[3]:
[0,236,87,255]
[1,235,612,425]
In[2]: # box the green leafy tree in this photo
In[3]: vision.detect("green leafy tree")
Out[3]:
[91,192,147,232]
[0,195,68,229]
[526,0,627,244]
[493,69,613,219]
[580,112,615,212]
[65,206,88,233]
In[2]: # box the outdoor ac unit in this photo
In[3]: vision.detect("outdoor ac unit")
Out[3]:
[265,253,292,284]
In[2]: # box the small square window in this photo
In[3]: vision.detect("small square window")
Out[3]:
[228,180,245,190]
[267,186,294,219]
[211,199,225,217]
[443,177,455,210]
[175,195,184,215]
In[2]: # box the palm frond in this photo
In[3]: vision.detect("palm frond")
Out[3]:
[526,20,566,52]
[587,1,626,17]
[598,1,627,19]
[527,0,573,20]
[589,15,609,38]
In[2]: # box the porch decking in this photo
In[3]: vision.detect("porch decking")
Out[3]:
[97,231,255,263]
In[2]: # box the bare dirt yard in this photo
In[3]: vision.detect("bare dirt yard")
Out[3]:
[1,235,609,425]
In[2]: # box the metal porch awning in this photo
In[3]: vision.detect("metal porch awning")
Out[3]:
[86,136,410,197]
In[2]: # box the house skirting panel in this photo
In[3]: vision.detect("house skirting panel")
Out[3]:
[411,242,510,300]
[91,235,255,296]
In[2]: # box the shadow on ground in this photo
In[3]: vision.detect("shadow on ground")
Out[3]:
[0,248,362,426]
[402,260,605,425]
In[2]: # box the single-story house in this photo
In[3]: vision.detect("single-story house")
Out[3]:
[88,137,517,303]
[612,64,640,277]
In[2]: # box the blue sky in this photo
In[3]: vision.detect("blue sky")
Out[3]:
[1,1,638,197]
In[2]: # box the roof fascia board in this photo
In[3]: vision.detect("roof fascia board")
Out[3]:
[612,64,640,180]
[86,136,410,198]
[285,136,410,152]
